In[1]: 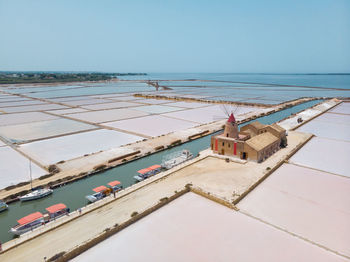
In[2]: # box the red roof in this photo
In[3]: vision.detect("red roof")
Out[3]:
[93,186,107,193]
[17,212,43,225]
[108,181,121,187]
[137,168,152,174]
[46,203,67,214]
[148,165,161,170]
[228,113,236,123]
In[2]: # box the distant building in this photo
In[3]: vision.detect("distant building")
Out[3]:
[211,113,287,162]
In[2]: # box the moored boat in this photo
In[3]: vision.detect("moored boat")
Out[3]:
[161,150,193,170]
[19,188,53,202]
[0,200,8,212]
[20,160,54,202]
[107,181,122,192]
[10,212,44,235]
[134,167,152,182]
[134,164,161,182]
[85,186,112,203]
[44,203,70,222]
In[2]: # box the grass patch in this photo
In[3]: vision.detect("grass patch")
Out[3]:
[131,211,138,217]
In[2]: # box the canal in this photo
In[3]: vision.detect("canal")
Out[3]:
[0,99,322,243]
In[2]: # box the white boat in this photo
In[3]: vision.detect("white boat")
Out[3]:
[44,203,70,221]
[86,186,111,203]
[107,181,123,192]
[161,150,193,170]
[0,201,8,212]
[19,188,53,202]
[19,160,53,202]
[10,212,44,235]
[134,165,161,182]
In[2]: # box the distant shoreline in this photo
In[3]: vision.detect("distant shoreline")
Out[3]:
[0,72,147,85]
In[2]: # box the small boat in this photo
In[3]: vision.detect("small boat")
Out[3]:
[10,212,44,235]
[19,160,53,202]
[0,200,8,212]
[134,164,161,182]
[44,203,70,221]
[107,181,123,192]
[19,188,53,202]
[85,186,112,203]
[161,150,193,170]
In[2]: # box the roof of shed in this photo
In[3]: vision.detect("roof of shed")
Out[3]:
[245,132,278,151]
[269,123,285,133]
[248,121,266,130]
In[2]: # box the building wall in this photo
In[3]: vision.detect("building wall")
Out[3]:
[265,126,285,140]
[244,144,259,161]
[211,135,244,157]
[244,140,280,163]
[211,122,286,162]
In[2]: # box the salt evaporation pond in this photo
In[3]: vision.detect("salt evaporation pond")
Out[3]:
[238,163,350,258]
[0,118,97,143]
[0,99,322,243]
[72,192,343,262]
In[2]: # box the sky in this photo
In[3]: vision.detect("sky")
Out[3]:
[0,0,349,73]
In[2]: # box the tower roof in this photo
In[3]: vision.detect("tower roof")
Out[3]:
[227,113,236,123]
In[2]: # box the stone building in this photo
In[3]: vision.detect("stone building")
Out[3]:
[211,113,287,162]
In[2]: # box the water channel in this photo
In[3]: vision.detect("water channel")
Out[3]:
[0,99,322,243]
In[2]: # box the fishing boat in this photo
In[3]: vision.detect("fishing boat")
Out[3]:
[134,164,161,182]
[0,200,8,212]
[44,203,70,221]
[161,150,193,170]
[19,160,53,202]
[10,212,44,235]
[107,181,123,192]
[19,188,53,202]
[85,186,112,203]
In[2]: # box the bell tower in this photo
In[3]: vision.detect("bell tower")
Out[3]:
[223,113,239,139]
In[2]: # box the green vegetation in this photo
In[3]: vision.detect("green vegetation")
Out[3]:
[131,211,138,217]
[0,72,146,84]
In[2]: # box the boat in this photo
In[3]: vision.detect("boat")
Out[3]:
[107,181,123,192]
[10,212,44,235]
[0,200,8,212]
[85,186,112,203]
[19,188,53,202]
[161,150,193,170]
[44,203,70,222]
[19,160,53,202]
[134,164,161,182]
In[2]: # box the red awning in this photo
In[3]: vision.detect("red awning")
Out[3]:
[17,212,43,225]
[108,181,121,187]
[148,165,161,170]
[93,186,107,193]
[46,203,67,214]
[137,168,152,174]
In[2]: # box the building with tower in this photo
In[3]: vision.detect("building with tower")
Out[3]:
[211,113,287,162]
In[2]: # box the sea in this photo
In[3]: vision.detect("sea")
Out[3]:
[119,73,350,90]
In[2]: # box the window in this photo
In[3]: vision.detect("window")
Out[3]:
[222,142,225,146]
[228,143,230,148]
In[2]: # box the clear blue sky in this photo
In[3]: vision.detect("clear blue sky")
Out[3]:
[0,0,349,73]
